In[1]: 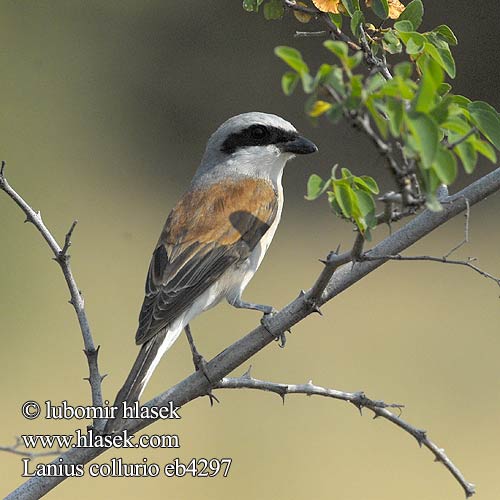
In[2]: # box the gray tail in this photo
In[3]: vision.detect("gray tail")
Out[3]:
[105,331,167,433]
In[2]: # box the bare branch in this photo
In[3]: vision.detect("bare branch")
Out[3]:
[362,253,500,287]
[217,370,475,498]
[0,163,106,431]
[444,198,470,258]
[0,438,61,459]
[294,30,328,38]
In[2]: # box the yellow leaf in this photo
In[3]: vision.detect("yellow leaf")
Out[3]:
[388,0,405,19]
[312,0,342,13]
[365,0,405,18]
[309,100,333,117]
[294,2,313,23]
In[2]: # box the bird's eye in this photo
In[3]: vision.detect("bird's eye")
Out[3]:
[250,125,268,139]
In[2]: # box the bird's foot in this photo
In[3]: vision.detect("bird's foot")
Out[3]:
[260,309,287,348]
[193,353,220,407]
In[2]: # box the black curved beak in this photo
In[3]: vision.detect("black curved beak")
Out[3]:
[283,135,318,155]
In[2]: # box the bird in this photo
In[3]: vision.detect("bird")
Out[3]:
[106,112,317,432]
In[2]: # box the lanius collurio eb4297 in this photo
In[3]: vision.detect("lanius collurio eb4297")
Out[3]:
[107,112,317,430]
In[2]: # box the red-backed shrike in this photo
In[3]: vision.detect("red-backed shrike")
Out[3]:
[107,112,316,430]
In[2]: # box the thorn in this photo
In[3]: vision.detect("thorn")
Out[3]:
[286,328,292,335]
[319,258,328,265]
[242,365,252,379]
[372,413,379,420]
[0,160,5,176]
[100,374,107,382]
[297,289,306,299]
[335,243,341,254]
[312,304,323,316]
[414,429,427,447]
[280,393,286,405]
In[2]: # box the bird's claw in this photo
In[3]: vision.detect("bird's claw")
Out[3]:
[193,353,220,406]
[260,309,287,348]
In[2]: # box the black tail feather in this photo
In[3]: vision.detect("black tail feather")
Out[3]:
[105,331,167,433]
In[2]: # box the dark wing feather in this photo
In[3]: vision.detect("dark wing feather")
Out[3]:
[135,178,278,345]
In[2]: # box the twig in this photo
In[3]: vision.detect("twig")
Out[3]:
[306,232,364,313]
[6,167,500,499]
[444,198,470,258]
[0,162,106,432]
[294,30,328,38]
[362,252,500,287]
[359,24,393,80]
[447,128,478,150]
[217,369,475,498]
[0,439,61,459]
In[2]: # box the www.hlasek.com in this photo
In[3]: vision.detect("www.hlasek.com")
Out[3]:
[19,400,232,478]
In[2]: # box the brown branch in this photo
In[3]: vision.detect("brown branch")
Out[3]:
[217,369,475,498]
[0,162,106,432]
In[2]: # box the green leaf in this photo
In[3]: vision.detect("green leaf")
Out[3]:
[468,101,500,150]
[333,181,356,219]
[437,83,452,96]
[350,10,364,37]
[366,73,386,93]
[306,174,329,200]
[354,175,380,194]
[413,57,443,113]
[471,138,497,163]
[406,112,439,168]
[281,71,300,96]
[382,30,402,54]
[406,36,424,55]
[393,20,414,33]
[324,40,349,61]
[371,0,389,19]
[394,61,413,79]
[424,36,456,78]
[433,25,458,46]
[341,0,360,17]
[329,13,343,29]
[274,46,309,74]
[432,147,457,184]
[398,0,423,30]
[341,167,353,178]
[455,140,477,174]
[263,0,284,20]
[386,97,404,137]
[355,189,376,216]
[366,97,388,139]
[242,0,264,12]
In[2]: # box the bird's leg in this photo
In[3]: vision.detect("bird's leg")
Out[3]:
[184,324,219,406]
[230,297,287,347]
[230,297,277,315]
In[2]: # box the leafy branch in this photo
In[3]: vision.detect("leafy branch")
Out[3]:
[245,0,500,234]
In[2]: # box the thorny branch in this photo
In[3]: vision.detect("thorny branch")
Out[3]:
[0,162,106,432]
[217,368,475,498]
[4,165,500,499]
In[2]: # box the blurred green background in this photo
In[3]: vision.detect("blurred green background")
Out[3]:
[1,1,500,499]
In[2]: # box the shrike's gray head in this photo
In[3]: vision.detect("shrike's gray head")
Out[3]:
[195,112,317,184]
